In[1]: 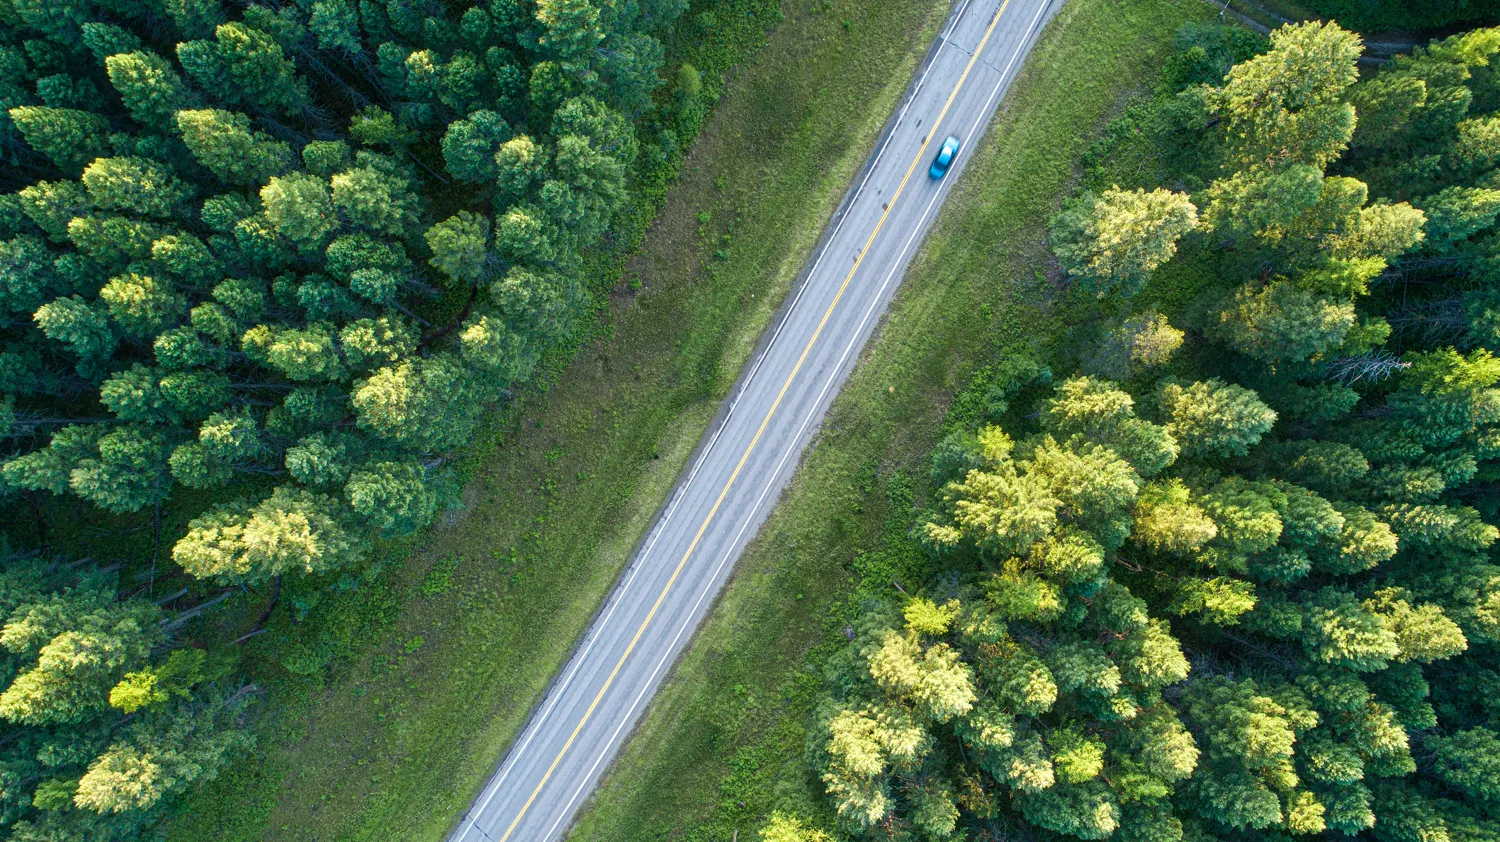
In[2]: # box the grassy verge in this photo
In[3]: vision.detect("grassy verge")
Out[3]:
[563,0,1212,838]
[159,0,952,839]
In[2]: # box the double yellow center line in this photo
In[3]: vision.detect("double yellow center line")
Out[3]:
[490,3,1012,839]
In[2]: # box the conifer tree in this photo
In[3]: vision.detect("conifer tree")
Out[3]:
[0,0,694,827]
[175,486,369,583]
[176,109,293,187]
[105,51,189,132]
[1157,378,1277,458]
[1209,20,1362,170]
[6,106,109,174]
[1212,280,1356,362]
[1050,187,1198,297]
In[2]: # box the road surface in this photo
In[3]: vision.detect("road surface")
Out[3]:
[451,0,1061,838]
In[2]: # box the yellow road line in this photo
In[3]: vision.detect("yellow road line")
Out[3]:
[492,4,1012,839]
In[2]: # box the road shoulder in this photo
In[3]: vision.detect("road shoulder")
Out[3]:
[158,1,955,840]
[563,0,1213,837]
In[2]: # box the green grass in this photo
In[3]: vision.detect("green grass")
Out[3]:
[563,0,1213,838]
[158,0,953,839]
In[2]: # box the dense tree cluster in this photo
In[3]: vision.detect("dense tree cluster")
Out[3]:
[779,19,1500,842]
[810,375,1197,841]
[1301,0,1497,34]
[0,0,681,579]
[0,0,690,834]
[0,551,251,840]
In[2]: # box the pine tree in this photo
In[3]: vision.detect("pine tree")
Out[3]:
[73,693,252,815]
[67,426,173,514]
[0,595,159,726]
[1050,187,1198,297]
[1132,479,1218,555]
[104,51,189,132]
[0,234,61,316]
[537,0,606,73]
[1429,727,1500,805]
[174,486,369,583]
[1212,280,1357,363]
[176,109,294,187]
[441,110,511,183]
[495,134,546,201]
[32,296,117,377]
[1415,186,1500,253]
[350,354,469,447]
[82,157,195,220]
[261,172,338,253]
[1208,20,1362,171]
[1157,378,1277,458]
[309,0,363,55]
[6,106,110,174]
[1081,312,1184,380]
[331,157,422,237]
[344,460,440,536]
[180,23,309,117]
[426,211,493,284]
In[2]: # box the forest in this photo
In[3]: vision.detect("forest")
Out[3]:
[1298,0,1494,32]
[6,0,1500,838]
[0,0,706,837]
[774,16,1500,842]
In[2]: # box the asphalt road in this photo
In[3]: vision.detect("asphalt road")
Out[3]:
[450,0,1061,838]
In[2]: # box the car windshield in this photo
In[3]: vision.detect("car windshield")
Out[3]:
[930,139,956,177]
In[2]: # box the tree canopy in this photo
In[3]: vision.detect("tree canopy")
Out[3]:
[0,0,694,833]
[784,18,1500,842]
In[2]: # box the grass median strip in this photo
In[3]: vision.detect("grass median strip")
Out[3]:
[563,0,1212,838]
[159,0,951,839]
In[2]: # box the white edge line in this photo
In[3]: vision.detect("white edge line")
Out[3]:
[460,0,1058,835]
[451,3,978,837]
[545,169,952,842]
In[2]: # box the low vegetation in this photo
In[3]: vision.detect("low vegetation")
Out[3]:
[158,0,953,838]
[565,0,1214,838]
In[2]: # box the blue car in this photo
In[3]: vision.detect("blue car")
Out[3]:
[929,135,961,179]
